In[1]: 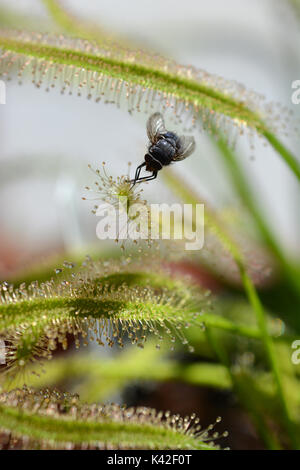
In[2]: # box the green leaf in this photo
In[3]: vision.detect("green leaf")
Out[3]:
[0,29,299,181]
[213,131,300,306]
[0,387,224,449]
[0,260,214,373]
[163,169,299,448]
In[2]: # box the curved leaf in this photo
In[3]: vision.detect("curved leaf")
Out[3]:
[0,387,225,449]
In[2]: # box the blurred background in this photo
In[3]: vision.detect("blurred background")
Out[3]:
[0,0,299,274]
[0,0,300,450]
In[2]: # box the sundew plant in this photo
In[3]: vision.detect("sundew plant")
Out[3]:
[0,0,300,451]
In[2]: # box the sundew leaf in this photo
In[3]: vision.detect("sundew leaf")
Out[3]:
[0,256,292,377]
[0,386,227,449]
[0,257,215,374]
[0,30,276,132]
[0,29,299,179]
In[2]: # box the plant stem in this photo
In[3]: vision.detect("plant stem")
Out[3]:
[240,271,299,448]
[205,328,282,450]
[263,129,300,182]
[163,169,298,448]
[214,132,300,297]
[41,0,107,43]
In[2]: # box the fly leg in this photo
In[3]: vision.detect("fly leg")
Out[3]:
[130,162,147,188]
[132,171,158,184]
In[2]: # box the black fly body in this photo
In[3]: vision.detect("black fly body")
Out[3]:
[130,112,196,187]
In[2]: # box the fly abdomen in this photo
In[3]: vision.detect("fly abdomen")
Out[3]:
[145,139,175,172]
[150,139,175,165]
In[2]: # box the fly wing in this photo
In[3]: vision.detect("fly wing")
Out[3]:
[146,112,166,143]
[173,135,196,161]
